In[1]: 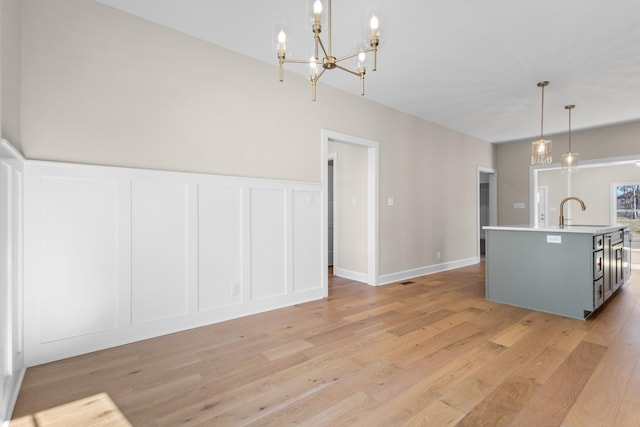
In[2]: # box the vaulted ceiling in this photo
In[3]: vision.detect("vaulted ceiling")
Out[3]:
[98,0,640,143]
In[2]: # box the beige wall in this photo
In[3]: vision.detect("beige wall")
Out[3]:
[16,0,495,277]
[497,121,640,225]
[328,141,368,274]
[0,0,21,147]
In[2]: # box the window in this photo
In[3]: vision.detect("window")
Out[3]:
[615,184,640,239]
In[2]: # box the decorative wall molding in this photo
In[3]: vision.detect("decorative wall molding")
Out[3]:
[23,160,325,366]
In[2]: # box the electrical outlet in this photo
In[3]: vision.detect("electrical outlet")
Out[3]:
[436,251,441,260]
[231,282,240,297]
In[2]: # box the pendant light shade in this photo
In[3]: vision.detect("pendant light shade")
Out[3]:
[531,81,552,165]
[561,104,579,173]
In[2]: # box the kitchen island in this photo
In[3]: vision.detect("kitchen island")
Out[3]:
[484,224,631,319]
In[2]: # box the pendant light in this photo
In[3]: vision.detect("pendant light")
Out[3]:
[561,104,579,173]
[531,81,552,165]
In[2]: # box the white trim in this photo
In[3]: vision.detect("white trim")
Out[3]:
[327,153,337,269]
[321,129,379,286]
[377,257,480,286]
[332,267,369,284]
[537,186,549,227]
[0,140,25,427]
[1,368,25,427]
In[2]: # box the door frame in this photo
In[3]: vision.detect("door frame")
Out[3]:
[537,185,548,227]
[321,129,379,287]
[327,153,337,267]
[477,167,497,257]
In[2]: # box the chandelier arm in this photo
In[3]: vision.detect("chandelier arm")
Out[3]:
[334,63,361,77]
[335,50,368,63]
[316,36,330,60]
[283,58,320,65]
[328,0,332,56]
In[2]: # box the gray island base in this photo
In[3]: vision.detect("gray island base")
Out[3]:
[484,225,630,320]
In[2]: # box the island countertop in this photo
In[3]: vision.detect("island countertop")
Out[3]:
[484,224,627,234]
[484,224,631,319]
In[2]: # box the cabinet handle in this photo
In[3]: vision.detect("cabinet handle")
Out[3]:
[597,257,602,270]
[616,249,622,260]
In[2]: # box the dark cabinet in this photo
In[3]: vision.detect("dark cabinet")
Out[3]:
[594,228,628,307]
[623,229,632,282]
[594,276,605,308]
[593,248,604,308]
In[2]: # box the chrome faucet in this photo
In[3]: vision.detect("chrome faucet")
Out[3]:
[559,196,586,226]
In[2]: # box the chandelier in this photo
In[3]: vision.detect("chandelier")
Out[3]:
[276,0,380,101]
[531,81,552,165]
[561,104,579,173]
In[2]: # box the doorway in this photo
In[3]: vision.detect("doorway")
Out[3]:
[478,167,497,258]
[327,156,335,267]
[322,129,379,287]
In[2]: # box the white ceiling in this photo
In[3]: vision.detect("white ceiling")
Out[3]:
[97,0,640,143]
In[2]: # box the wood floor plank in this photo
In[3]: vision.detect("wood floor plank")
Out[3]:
[11,264,640,426]
[404,400,465,427]
[456,375,540,427]
[510,340,608,426]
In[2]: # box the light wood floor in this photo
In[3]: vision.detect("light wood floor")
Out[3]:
[11,262,640,426]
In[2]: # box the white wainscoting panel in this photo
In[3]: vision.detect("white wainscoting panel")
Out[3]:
[131,180,190,324]
[250,188,286,300]
[40,176,120,342]
[0,140,25,426]
[292,190,322,292]
[197,185,242,310]
[23,160,324,366]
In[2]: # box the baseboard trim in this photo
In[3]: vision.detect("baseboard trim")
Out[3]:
[2,367,26,427]
[376,257,480,286]
[332,267,369,284]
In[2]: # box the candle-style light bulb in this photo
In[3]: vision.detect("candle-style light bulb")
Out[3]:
[370,15,379,36]
[358,50,366,68]
[277,29,286,51]
[313,0,323,21]
[309,56,318,76]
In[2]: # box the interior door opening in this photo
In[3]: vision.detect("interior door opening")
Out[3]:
[327,157,335,269]
[322,129,379,288]
[478,168,497,258]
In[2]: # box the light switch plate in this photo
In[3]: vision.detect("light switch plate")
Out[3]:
[513,202,525,209]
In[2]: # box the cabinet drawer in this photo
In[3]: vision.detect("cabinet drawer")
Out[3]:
[594,276,605,308]
[609,230,624,245]
[593,234,604,250]
[593,249,604,279]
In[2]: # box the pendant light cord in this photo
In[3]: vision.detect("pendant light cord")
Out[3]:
[540,84,545,140]
[537,81,550,140]
[565,104,575,152]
